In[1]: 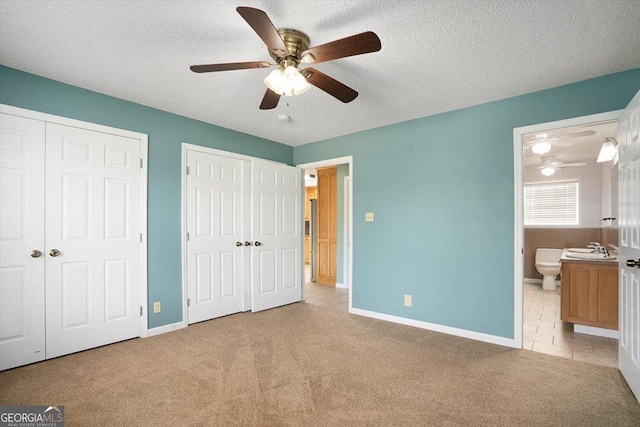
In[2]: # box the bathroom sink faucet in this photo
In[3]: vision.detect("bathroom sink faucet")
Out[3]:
[588,242,610,257]
[588,242,602,251]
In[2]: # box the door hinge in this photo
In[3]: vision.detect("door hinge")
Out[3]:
[187,298,190,307]
[140,158,143,169]
[186,166,190,175]
[140,306,143,316]
[139,233,143,243]
[186,232,190,241]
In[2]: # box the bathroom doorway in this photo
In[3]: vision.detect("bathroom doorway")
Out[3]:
[513,110,622,367]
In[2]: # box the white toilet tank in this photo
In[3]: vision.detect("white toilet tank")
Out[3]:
[535,248,563,265]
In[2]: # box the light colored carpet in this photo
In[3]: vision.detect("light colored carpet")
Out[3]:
[1,302,639,426]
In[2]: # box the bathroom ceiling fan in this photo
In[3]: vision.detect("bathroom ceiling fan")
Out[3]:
[536,155,587,176]
[189,6,381,110]
[524,130,596,154]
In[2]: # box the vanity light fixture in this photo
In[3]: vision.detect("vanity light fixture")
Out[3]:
[531,139,552,155]
[540,165,556,176]
[596,137,618,163]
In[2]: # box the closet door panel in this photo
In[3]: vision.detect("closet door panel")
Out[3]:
[0,113,46,370]
[186,151,245,323]
[251,160,303,312]
[44,123,141,359]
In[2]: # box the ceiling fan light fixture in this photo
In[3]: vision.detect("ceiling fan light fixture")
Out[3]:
[596,137,618,163]
[264,65,310,96]
[531,140,552,155]
[540,165,556,176]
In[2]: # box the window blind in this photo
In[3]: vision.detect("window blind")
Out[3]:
[524,180,579,226]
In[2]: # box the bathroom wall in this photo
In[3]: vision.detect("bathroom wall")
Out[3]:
[524,227,619,279]
[524,228,600,279]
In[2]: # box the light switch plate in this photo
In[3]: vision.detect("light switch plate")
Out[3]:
[365,212,374,222]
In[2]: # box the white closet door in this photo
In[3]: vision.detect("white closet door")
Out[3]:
[186,151,246,323]
[251,159,303,312]
[44,123,141,358]
[0,114,46,370]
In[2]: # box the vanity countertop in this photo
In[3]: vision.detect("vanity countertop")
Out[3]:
[560,249,619,266]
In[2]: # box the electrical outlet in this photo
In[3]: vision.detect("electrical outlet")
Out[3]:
[153,301,161,314]
[404,294,412,307]
[365,212,374,222]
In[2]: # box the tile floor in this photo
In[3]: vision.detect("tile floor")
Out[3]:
[523,282,618,368]
[303,266,348,312]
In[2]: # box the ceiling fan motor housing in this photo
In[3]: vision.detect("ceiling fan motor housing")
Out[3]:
[271,28,310,66]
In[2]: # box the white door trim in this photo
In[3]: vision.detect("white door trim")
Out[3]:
[0,103,149,337]
[340,175,350,289]
[512,110,622,349]
[297,156,353,311]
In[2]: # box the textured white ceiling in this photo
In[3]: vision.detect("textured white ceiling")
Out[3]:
[1,1,639,147]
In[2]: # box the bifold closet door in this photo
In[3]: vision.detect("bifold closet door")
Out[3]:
[44,123,142,359]
[251,159,303,312]
[186,151,246,323]
[0,114,46,370]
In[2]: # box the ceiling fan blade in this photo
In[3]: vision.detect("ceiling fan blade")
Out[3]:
[304,68,358,103]
[558,130,596,139]
[190,61,272,73]
[561,162,587,167]
[549,140,573,148]
[301,31,381,64]
[259,89,280,110]
[236,7,289,56]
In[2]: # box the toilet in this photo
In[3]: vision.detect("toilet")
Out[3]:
[535,248,563,291]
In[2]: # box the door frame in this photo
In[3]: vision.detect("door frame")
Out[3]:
[297,156,353,311]
[512,110,622,349]
[0,104,150,336]
[343,175,350,289]
[181,143,303,323]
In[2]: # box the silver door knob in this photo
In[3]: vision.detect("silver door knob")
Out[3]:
[236,242,243,247]
[30,250,42,258]
[49,249,60,257]
[254,241,262,247]
[244,241,252,246]
[627,259,640,268]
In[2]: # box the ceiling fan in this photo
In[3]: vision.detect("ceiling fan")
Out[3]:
[536,155,587,176]
[524,130,596,154]
[190,7,381,110]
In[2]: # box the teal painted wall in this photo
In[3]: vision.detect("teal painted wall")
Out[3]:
[336,163,349,284]
[0,66,293,328]
[294,69,640,339]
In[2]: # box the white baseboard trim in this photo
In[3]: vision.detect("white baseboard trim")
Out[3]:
[145,320,187,338]
[335,282,348,289]
[574,324,619,339]
[349,307,518,348]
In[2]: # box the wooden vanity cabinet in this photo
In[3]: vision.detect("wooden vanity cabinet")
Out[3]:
[560,261,618,330]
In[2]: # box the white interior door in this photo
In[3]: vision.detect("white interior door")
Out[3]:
[618,90,640,401]
[251,159,303,312]
[44,123,142,359]
[0,114,46,370]
[186,151,246,323]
